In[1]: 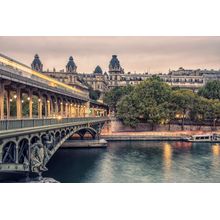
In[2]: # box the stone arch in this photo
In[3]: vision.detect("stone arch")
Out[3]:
[61,130,66,139]
[30,135,40,145]
[66,129,70,135]
[2,141,17,163]
[55,130,61,144]
[73,127,97,140]
[18,138,29,164]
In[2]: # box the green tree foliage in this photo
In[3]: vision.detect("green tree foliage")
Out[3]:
[116,77,173,130]
[89,89,101,100]
[170,89,196,130]
[111,76,220,131]
[198,80,220,100]
[103,85,134,111]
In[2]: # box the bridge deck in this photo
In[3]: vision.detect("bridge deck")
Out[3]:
[0,117,109,138]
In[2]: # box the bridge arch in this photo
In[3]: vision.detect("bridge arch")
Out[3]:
[2,141,17,164]
[30,136,40,145]
[72,127,98,140]
[18,138,29,164]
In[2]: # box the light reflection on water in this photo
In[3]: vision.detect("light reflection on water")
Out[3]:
[44,141,220,183]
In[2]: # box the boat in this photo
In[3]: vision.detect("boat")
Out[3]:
[186,133,220,142]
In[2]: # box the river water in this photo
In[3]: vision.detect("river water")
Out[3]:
[44,141,220,183]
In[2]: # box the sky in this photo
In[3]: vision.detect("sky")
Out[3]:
[0,36,220,74]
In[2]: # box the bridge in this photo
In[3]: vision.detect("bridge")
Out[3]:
[0,53,109,175]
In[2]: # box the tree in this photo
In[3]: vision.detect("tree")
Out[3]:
[170,89,196,130]
[198,80,220,100]
[116,94,140,128]
[89,89,101,100]
[103,85,134,112]
[116,77,173,130]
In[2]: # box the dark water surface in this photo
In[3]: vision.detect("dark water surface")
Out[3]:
[44,141,220,183]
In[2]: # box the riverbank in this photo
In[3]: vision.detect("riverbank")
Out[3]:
[101,130,220,141]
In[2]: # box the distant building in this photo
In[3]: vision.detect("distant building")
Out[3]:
[31,55,220,96]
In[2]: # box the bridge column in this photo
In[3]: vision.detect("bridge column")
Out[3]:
[60,100,63,117]
[6,90,10,119]
[70,103,73,117]
[65,103,68,117]
[78,104,81,117]
[16,87,22,119]
[85,101,90,117]
[47,99,50,118]
[28,90,33,118]
[38,95,43,118]
[73,103,76,117]
[0,82,4,120]
[54,97,58,116]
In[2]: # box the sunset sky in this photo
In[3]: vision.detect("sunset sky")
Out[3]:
[1,36,220,74]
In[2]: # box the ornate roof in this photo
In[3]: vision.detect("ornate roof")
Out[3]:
[109,55,121,69]
[66,56,77,73]
[31,54,43,72]
[94,65,103,74]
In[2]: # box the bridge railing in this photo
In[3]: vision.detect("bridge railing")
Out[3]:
[0,117,109,131]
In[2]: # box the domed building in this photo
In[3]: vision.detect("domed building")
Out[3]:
[94,65,103,74]
[66,56,77,73]
[109,55,124,74]
[31,54,43,72]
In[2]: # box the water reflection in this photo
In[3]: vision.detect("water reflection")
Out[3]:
[212,144,220,156]
[163,143,172,181]
[44,141,220,183]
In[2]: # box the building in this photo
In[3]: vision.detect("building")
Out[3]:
[31,55,220,96]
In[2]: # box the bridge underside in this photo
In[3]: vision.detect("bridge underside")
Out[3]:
[0,118,109,174]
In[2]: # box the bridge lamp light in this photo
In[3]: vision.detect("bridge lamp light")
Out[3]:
[21,100,24,103]
[47,100,50,103]
[9,98,13,102]
[57,115,62,120]
[38,99,41,102]
[27,97,30,101]
[60,102,63,105]
[13,95,17,99]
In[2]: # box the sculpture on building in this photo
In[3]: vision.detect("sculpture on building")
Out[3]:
[30,140,49,173]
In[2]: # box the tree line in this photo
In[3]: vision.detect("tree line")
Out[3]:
[103,76,220,130]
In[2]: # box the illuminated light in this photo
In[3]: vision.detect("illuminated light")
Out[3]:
[71,104,73,106]
[60,102,63,105]
[27,97,30,101]
[212,144,220,156]
[54,101,57,104]
[13,95,17,99]
[57,115,62,120]
[47,100,50,103]
[21,100,24,103]
[38,99,41,102]
[66,103,68,105]
[163,143,172,170]
[9,98,13,102]
[32,101,34,104]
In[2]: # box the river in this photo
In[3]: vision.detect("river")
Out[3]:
[43,141,220,183]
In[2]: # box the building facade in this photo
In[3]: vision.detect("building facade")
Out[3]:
[31,55,220,97]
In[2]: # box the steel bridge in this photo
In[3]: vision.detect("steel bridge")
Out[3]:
[0,53,109,174]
